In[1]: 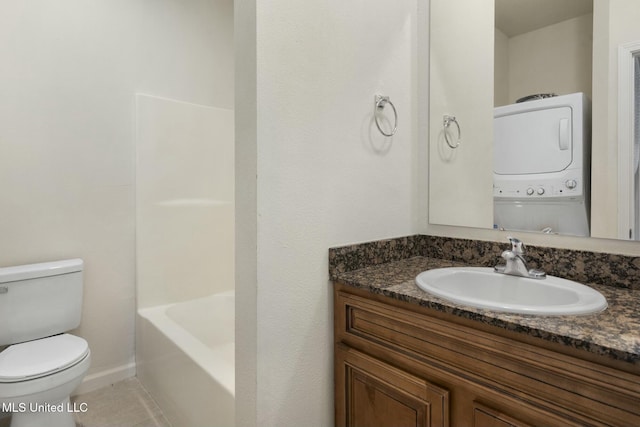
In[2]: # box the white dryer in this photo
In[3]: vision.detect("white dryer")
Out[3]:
[493,92,591,236]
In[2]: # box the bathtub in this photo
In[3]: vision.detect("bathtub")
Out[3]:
[136,291,234,427]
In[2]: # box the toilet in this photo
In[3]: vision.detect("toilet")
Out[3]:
[0,259,91,427]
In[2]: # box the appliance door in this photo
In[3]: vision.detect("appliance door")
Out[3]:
[494,106,573,175]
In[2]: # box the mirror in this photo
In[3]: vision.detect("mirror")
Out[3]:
[429,0,640,240]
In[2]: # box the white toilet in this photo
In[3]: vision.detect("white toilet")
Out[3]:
[0,259,91,427]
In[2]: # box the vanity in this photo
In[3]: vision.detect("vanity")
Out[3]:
[330,236,640,427]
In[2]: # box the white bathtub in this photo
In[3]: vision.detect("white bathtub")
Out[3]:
[136,291,234,427]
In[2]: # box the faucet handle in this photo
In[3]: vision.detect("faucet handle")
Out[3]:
[507,236,525,255]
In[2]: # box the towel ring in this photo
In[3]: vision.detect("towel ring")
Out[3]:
[443,115,461,149]
[374,95,398,137]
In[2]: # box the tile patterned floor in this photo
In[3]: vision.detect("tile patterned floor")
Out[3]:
[72,378,171,427]
[0,378,170,427]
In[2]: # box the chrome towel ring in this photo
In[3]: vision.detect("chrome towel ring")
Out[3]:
[374,95,398,137]
[443,115,461,149]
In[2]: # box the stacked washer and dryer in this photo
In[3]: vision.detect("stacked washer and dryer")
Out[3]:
[493,92,591,236]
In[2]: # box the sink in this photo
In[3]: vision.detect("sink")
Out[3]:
[415,267,607,315]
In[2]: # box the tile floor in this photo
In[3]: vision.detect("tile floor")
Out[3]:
[0,378,170,427]
[72,378,171,427]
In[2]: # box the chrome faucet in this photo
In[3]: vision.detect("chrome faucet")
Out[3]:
[494,237,546,279]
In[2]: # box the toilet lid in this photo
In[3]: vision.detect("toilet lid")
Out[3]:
[0,334,89,382]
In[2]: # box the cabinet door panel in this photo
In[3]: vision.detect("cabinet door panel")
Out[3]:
[336,344,449,427]
[351,370,426,427]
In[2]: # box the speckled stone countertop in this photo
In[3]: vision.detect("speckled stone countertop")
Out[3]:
[329,235,640,366]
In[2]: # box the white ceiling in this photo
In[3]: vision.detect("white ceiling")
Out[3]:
[495,0,593,37]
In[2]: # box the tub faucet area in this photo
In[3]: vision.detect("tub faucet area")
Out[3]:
[494,237,546,279]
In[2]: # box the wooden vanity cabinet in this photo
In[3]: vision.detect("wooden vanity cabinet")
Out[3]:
[334,284,640,427]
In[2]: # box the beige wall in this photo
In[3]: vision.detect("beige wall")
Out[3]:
[494,28,510,107]
[591,0,640,239]
[0,0,233,391]
[235,0,419,424]
[507,14,593,104]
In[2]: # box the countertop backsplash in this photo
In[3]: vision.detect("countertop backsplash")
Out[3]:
[329,235,640,290]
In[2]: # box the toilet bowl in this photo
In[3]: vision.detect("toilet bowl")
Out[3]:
[0,334,91,427]
[0,260,90,427]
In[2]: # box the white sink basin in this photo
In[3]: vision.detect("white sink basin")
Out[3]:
[415,267,607,316]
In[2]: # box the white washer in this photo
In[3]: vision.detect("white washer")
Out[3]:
[493,92,591,236]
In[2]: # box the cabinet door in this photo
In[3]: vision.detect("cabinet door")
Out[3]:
[336,344,449,427]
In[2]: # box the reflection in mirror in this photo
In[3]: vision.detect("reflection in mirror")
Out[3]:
[494,0,593,237]
[428,0,640,241]
[493,93,591,237]
[494,0,593,107]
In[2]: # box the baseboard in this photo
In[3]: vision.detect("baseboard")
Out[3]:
[73,361,137,396]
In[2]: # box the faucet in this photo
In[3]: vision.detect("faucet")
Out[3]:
[494,237,546,279]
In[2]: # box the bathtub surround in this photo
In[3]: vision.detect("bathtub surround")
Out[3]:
[135,93,235,426]
[135,94,235,308]
[329,235,640,367]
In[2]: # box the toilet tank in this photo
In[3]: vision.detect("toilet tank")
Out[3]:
[0,259,83,346]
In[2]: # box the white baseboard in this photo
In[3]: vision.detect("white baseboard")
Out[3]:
[73,361,137,396]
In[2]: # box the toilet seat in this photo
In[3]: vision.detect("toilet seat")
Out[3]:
[0,334,89,383]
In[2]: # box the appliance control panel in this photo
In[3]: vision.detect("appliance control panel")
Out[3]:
[494,177,584,199]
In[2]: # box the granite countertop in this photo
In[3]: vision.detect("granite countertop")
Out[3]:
[333,255,640,366]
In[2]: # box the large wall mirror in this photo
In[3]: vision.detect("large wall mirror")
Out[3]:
[429,0,640,241]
